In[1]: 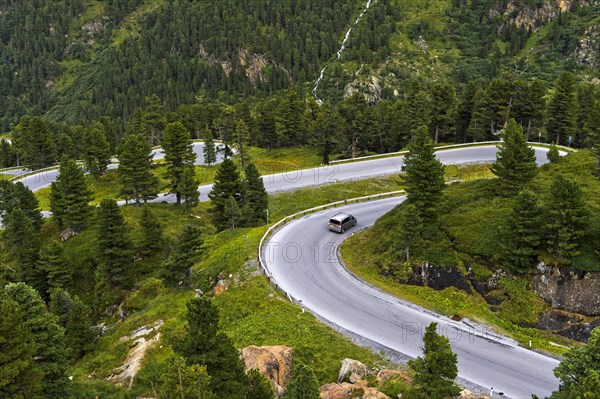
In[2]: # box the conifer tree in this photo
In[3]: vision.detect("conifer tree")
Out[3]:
[38,241,71,294]
[408,322,461,399]
[244,163,268,226]
[208,159,245,230]
[142,94,166,146]
[163,122,196,205]
[82,126,111,178]
[0,180,42,227]
[178,165,200,211]
[175,296,247,399]
[547,72,578,145]
[397,203,423,263]
[202,126,217,166]
[49,288,95,359]
[401,126,445,222]
[0,292,43,399]
[12,116,57,170]
[275,89,306,147]
[160,356,215,399]
[246,369,275,399]
[504,190,542,274]
[234,118,251,170]
[491,119,538,194]
[547,144,561,163]
[430,83,456,143]
[224,195,242,230]
[50,157,93,232]
[96,199,134,292]
[162,224,204,287]
[4,283,70,398]
[138,204,164,256]
[280,362,320,399]
[118,134,160,206]
[3,209,41,290]
[545,175,588,263]
[312,104,341,164]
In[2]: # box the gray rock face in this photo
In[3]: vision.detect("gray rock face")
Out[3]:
[573,25,600,69]
[337,358,367,383]
[404,264,472,294]
[532,266,600,316]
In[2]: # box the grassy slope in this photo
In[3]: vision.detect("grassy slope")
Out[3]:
[341,151,600,355]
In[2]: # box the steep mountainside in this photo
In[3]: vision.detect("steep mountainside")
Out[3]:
[0,0,598,131]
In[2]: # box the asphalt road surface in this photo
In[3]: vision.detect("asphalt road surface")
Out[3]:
[262,197,561,398]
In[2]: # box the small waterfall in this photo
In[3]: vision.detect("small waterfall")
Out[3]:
[312,0,373,104]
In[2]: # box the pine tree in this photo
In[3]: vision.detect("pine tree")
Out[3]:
[312,104,341,164]
[142,94,166,146]
[430,83,456,143]
[397,203,423,263]
[234,119,251,170]
[12,116,57,170]
[4,283,70,398]
[280,362,320,399]
[202,126,217,166]
[244,163,268,226]
[545,175,588,263]
[408,322,461,399]
[174,296,247,399]
[38,241,71,294]
[275,89,306,147]
[50,157,93,232]
[401,126,445,222]
[208,159,245,230]
[118,134,160,206]
[0,180,42,227]
[0,292,43,399]
[491,119,538,194]
[49,288,95,359]
[162,224,204,287]
[223,195,242,230]
[504,190,542,274]
[163,122,196,205]
[246,369,275,399]
[82,126,111,178]
[179,165,200,211]
[138,204,164,256]
[547,72,578,145]
[547,144,561,163]
[3,209,41,290]
[96,199,134,292]
[160,356,215,399]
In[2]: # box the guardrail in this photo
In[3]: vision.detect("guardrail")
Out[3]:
[257,190,406,303]
[329,141,577,164]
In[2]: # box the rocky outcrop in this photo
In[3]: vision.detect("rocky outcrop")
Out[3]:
[404,263,472,294]
[107,320,163,387]
[376,369,412,384]
[337,358,367,383]
[537,310,600,342]
[532,264,600,316]
[574,25,600,69]
[320,380,390,399]
[241,345,293,396]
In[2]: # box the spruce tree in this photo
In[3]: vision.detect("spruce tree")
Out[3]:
[178,165,200,211]
[430,83,456,143]
[162,224,204,287]
[142,94,166,146]
[234,119,251,170]
[0,180,42,227]
[208,159,245,230]
[401,126,445,222]
[50,157,93,232]
[408,322,461,399]
[174,296,247,399]
[547,144,561,164]
[118,134,160,206]
[312,104,341,164]
[38,241,71,294]
[96,199,134,292]
[0,292,43,399]
[163,122,196,205]
[504,190,542,274]
[547,72,578,145]
[545,175,588,263]
[224,195,242,230]
[490,119,538,195]
[4,283,70,398]
[246,369,275,399]
[203,126,217,166]
[138,204,164,256]
[244,163,269,226]
[280,362,320,399]
[3,209,41,291]
[12,116,57,170]
[397,203,423,263]
[82,126,111,178]
[160,356,215,399]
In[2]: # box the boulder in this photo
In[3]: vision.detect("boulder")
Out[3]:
[376,369,412,384]
[320,383,353,399]
[337,358,367,383]
[212,279,229,297]
[241,345,293,396]
[59,228,78,242]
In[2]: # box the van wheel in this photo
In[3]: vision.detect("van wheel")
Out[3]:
[341,228,345,234]
[353,220,357,227]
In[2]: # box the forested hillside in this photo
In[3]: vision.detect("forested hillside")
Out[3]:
[1,0,598,132]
